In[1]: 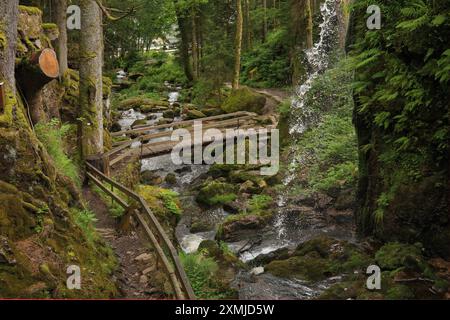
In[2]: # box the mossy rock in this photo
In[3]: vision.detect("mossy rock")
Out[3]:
[131,119,147,127]
[164,173,177,185]
[186,109,206,120]
[375,242,425,271]
[385,285,415,300]
[196,181,237,206]
[190,221,213,233]
[221,87,266,115]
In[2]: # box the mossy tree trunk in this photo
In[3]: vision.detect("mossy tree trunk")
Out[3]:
[79,0,104,159]
[0,0,19,97]
[232,0,243,90]
[53,0,68,76]
[174,0,194,82]
[191,9,199,81]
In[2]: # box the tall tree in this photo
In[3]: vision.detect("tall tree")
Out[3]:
[79,0,104,159]
[0,0,19,96]
[174,0,194,81]
[191,7,199,80]
[53,0,68,76]
[232,0,243,90]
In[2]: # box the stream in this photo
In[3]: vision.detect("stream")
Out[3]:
[115,0,351,300]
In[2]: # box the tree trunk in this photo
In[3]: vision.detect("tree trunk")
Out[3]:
[0,0,19,97]
[53,0,68,76]
[232,0,243,90]
[306,0,313,49]
[174,0,193,82]
[79,0,104,159]
[262,0,268,42]
[191,10,199,81]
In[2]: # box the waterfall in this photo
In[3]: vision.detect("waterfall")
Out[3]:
[289,0,339,135]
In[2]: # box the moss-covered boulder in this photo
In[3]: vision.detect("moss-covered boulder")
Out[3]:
[185,109,206,120]
[265,236,372,282]
[221,87,266,115]
[196,181,237,206]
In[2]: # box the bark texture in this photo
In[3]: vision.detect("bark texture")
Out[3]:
[0,0,19,96]
[79,0,104,158]
[53,0,68,75]
[233,0,244,90]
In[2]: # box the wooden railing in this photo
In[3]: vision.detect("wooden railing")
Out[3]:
[86,162,196,300]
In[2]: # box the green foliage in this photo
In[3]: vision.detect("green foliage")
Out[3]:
[92,186,125,218]
[241,29,291,88]
[159,189,182,216]
[221,87,266,114]
[35,119,80,186]
[71,208,98,244]
[180,251,228,299]
[349,0,449,231]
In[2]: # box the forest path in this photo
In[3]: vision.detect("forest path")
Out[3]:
[82,188,165,299]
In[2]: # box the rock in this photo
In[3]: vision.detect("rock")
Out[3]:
[250,267,265,276]
[186,109,206,120]
[0,236,15,265]
[198,240,221,258]
[316,193,333,209]
[164,173,177,185]
[250,248,290,266]
[221,87,266,115]
[223,201,245,214]
[139,275,149,284]
[158,118,173,125]
[239,180,256,193]
[218,215,266,241]
[334,189,354,210]
[110,121,122,132]
[135,253,153,263]
[291,194,316,207]
[141,170,163,185]
[163,110,174,119]
[146,114,157,120]
[190,221,213,233]
[142,265,156,275]
[174,166,192,174]
[132,119,147,127]
[326,208,353,224]
[203,108,223,117]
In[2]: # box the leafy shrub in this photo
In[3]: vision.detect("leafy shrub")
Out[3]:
[221,87,266,114]
[35,118,80,185]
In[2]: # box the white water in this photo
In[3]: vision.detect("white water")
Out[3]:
[289,0,338,135]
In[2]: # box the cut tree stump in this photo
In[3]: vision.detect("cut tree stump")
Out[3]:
[16,48,60,124]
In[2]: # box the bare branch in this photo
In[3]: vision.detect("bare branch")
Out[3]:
[94,0,140,22]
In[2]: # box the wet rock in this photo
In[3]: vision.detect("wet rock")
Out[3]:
[198,240,221,257]
[190,221,213,233]
[326,208,353,224]
[174,166,192,174]
[146,114,157,120]
[291,194,316,207]
[250,247,290,267]
[218,215,266,242]
[334,189,354,210]
[223,201,246,214]
[315,193,333,209]
[132,119,147,127]
[110,121,122,132]
[250,267,265,275]
[163,110,174,119]
[158,118,173,125]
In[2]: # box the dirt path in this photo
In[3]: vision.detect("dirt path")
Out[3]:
[83,188,165,299]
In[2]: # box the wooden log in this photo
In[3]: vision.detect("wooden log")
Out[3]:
[16,48,60,124]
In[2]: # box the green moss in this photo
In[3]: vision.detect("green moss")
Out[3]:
[0,31,6,51]
[196,181,237,206]
[385,285,415,300]
[221,87,266,114]
[41,23,57,31]
[19,5,43,16]
[375,242,425,271]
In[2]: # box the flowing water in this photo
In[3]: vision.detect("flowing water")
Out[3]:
[116,0,346,299]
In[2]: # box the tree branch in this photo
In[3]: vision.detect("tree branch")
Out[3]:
[94,0,140,22]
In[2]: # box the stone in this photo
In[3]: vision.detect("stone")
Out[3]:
[142,265,156,275]
[239,180,256,193]
[316,193,333,209]
[135,253,152,262]
[139,275,149,284]
[326,208,353,224]
[186,109,206,120]
[250,267,264,275]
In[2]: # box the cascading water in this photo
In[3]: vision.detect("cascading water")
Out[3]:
[275,0,339,241]
[289,0,339,135]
